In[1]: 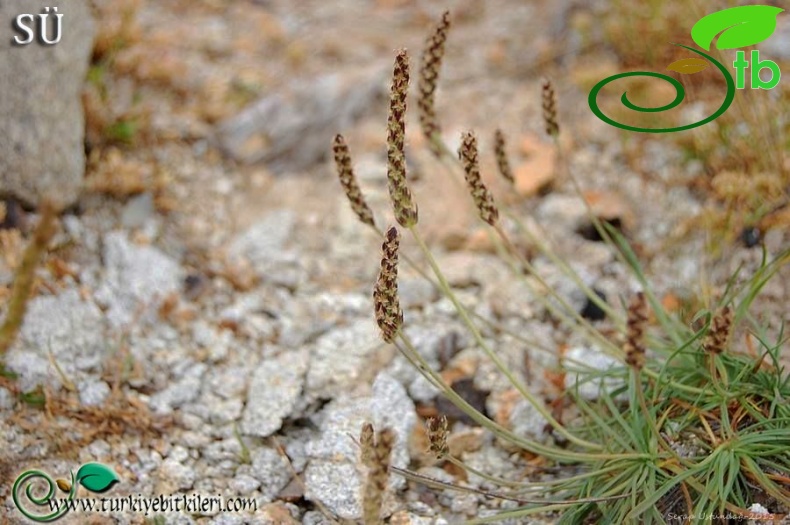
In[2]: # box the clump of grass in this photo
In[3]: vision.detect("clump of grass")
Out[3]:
[333,9,790,523]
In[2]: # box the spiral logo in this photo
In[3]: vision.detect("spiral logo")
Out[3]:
[12,463,119,522]
[588,45,735,133]
[12,469,75,522]
[588,5,784,133]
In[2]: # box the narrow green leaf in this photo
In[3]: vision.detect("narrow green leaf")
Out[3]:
[75,463,120,493]
[691,5,784,51]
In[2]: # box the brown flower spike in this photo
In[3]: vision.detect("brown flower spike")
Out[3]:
[387,50,418,228]
[360,422,376,467]
[624,292,648,370]
[418,10,451,156]
[542,78,559,137]
[426,415,449,458]
[362,426,396,525]
[703,307,733,355]
[459,131,499,226]
[493,129,514,185]
[373,226,403,343]
[333,134,376,228]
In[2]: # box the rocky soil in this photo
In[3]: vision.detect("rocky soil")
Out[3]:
[1,1,788,524]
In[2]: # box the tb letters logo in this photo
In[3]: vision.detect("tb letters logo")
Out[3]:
[588,5,784,133]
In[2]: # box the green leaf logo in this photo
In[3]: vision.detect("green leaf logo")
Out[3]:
[74,463,120,493]
[691,5,784,50]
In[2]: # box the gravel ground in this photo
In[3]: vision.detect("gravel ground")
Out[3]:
[1,1,788,524]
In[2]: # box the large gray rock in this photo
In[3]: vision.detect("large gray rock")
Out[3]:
[0,0,95,208]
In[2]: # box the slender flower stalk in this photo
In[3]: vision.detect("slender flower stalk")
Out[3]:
[387,50,418,228]
[333,134,376,227]
[458,131,499,226]
[418,11,451,156]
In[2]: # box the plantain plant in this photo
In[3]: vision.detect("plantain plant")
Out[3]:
[335,10,790,524]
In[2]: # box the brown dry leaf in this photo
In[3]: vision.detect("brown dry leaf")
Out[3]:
[544,368,567,395]
[418,159,479,249]
[447,428,484,456]
[513,134,556,197]
[491,388,521,428]
[440,366,471,386]
[0,229,24,271]
[463,228,496,253]
[157,292,180,320]
[666,58,709,74]
[260,503,300,524]
[439,354,477,385]
[220,257,258,291]
[661,292,682,314]
[759,202,790,231]
[486,39,508,68]
[582,190,635,228]
[389,511,414,525]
